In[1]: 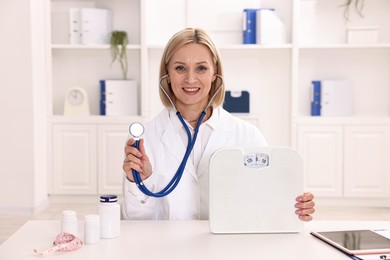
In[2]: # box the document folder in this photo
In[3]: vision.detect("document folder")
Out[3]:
[223,90,250,113]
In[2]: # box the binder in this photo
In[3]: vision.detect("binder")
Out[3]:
[321,80,353,117]
[80,8,112,45]
[99,80,106,115]
[242,9,259,44]
[69,8,81,44]
[256,8,287,45]
[311,80,321,116]
[104,80,138,116]
[223,90,250,113]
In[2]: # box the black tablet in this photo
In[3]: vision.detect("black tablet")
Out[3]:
[311,230,390,255]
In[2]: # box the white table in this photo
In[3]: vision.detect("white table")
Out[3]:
[1,220,390,259]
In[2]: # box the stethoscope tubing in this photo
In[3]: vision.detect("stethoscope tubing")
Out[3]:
[131,111,206,197]
[131,74,223,197]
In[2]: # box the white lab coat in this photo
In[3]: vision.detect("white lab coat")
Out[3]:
[122,107,267,220]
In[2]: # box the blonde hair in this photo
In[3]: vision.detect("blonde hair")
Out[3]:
[159,28,225,108]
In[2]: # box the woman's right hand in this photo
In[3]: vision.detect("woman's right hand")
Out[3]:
[123,138,152,182]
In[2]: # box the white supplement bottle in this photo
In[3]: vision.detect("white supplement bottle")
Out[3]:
[61,210,78,236]
[84,214,100,245]
[98,195,120,238]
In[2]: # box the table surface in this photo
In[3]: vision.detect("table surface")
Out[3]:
[1,220,390,260]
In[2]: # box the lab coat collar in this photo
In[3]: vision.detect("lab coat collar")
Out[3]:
[157,109,198,180]
[205,107,218,130]
[197,107,235,177]
[169,109,187,136]
[169,108,218,131]
[156,108,234,180]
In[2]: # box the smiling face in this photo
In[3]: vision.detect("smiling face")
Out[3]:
[167,43,216,112]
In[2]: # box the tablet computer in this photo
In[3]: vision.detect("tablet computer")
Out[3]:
[311,230,390,255]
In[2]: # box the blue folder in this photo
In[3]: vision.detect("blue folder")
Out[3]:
[243,9,259,44]
[100,80,106,115]
[311,81,321,116]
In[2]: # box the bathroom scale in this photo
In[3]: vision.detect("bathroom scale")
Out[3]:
[209,146,304,234]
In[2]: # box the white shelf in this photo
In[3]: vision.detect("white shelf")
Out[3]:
[51,44,142,50]
[49,115,145,124]
[298,43,390,49]
[297,116,390,125]
[146,44,293,50]
[215,44,293,50]
[49,114,262,125]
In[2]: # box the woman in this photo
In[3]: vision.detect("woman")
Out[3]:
[122,28,315,221]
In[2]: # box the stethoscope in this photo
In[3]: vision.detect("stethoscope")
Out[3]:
[128,74,224,198]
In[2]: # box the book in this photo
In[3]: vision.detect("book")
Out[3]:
[102,80,138,116]
[311,80,321,116]
[311,229,390,257]
[80,8,112,45]
[321,80,353,117]
[256,8,287,45]
[242,9,259,44]
[223,90,250,113]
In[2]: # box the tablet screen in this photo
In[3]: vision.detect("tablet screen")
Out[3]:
[316,230,390,251]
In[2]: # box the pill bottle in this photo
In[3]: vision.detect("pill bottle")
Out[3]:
[84,214,100,245]
[98,194,120,238]
[61,210,78,236]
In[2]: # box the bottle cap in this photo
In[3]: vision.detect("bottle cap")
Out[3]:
[100,194,118,203]
[62,210,77,219]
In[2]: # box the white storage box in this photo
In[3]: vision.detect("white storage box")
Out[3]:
[347,27,378,44]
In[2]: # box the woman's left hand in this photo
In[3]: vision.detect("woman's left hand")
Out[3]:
[295,192,315,222]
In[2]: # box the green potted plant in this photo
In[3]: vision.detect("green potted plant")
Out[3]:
[342,0,364,20]
[110,31,128,79]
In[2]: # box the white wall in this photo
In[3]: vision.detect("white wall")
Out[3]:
[0,0,48,213]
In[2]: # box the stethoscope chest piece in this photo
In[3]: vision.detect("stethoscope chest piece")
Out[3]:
[129,122,144,139]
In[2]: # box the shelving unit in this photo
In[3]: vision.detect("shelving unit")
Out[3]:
[294,0,390,205]
[46,0,144,195]
[45,0,390,204]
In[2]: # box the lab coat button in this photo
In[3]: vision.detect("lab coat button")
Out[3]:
[192,213,199,220]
